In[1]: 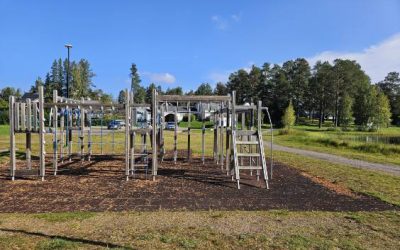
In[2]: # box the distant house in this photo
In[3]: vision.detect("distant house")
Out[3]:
[20,92,39,102]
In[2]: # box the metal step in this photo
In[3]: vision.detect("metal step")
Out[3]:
[236,130,257,136]
[236,141,258,145]
[238,166,263,170]
[15,169,39,176]
[237,153,260,157]
[133,164,148,167]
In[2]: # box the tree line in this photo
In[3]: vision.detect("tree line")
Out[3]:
[224,58,395,129]
[28,58,112,103]
[126,59,397,130]
[1,58,398,130]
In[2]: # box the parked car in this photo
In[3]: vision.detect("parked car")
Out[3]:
[108,120,122,130]
[165,122,176,130]
[115,119,125,128]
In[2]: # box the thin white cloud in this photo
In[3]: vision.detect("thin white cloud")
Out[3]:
[307,33,400,83]
[209,71,231,83]
[211,15,228,30]
[231,13,242,22]
[142,72,176,84]
[211,13,242,30]
[208,62,255,83]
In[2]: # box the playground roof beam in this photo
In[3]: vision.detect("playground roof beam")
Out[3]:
[157,95,230,102]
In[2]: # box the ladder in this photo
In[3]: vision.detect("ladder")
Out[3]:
[232,130,269,189]
[230,97,269,189]
[130,129,151,179]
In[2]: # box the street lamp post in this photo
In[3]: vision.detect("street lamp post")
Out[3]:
[65,44,72,98]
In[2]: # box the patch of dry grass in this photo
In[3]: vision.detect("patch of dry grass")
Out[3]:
[0,211,399,249]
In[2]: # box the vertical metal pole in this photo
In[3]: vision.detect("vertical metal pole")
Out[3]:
[131,131,135,177]
[125,90,130,181]
[187,101,191,162]
[213,113,218,162]
[232,91,240,188]
[26,98,32,169]
[66,45,71,98]
[219,102,224,169]
[202,116,205,165]
[112,107,115,155]
[225,97,231,174]
[100,106,104,155]
[174,107,178,164]
[9,96,16,180]
[53,90,58,175]
[130,92,135,176]
[160,105,164,162]
[68,104,72,161]
[88,107,92,162]
[39,86,45,181]
[152,89,157,180]
[80,98,85,163]
[60,106,64,163]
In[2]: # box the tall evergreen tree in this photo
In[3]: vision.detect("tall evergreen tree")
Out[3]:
[130,63,145,103]
[118,90,125,104]
[377,72,400,124]
[195,83,213,95]
[165,87,183,95]
[282,58,311,118]
[213,82,228,95]
[145,83,163,103]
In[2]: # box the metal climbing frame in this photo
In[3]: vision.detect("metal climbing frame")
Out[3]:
[8,87,274,189]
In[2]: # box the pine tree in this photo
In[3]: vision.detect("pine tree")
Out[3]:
[213,82,228,95]
[130,63,145,103]
[118,90,125,104]
[195,83,213,95]
[282,101,296,130]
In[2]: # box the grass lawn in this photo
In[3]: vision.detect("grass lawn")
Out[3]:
[1,124,400,249]
[272,125,400,166]
[0,211,399,249]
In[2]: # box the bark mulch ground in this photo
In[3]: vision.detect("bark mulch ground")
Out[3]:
[0,155,396,212]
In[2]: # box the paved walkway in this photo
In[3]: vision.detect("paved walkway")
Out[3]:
[270,143,400,176]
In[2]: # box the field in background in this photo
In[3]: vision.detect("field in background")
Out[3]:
[272,125,400,166]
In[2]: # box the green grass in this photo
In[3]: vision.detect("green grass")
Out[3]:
[272,125,400,166]
[35,238,82,250]
[178,120,214,129]
[0,125,8,136]
[33,211,95,223]
[0,211,399,249]
[272,150,400,206]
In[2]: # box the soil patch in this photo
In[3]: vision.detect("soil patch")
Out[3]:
[0,154,396,212]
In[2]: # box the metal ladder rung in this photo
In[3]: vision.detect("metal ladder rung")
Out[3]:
[133,164,148,167]
[236,141,258,145]
[237,153,260,157]
[238,166,263,170]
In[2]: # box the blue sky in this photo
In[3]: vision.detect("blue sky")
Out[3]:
[1,0,399,97]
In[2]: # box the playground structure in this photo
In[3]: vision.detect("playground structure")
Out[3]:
[8,86,273,189]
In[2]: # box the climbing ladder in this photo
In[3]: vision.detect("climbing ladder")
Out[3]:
[129,129,151,179]
[231,98,269,189]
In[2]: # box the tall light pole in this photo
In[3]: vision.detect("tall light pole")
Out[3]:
[65,44,72,98]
